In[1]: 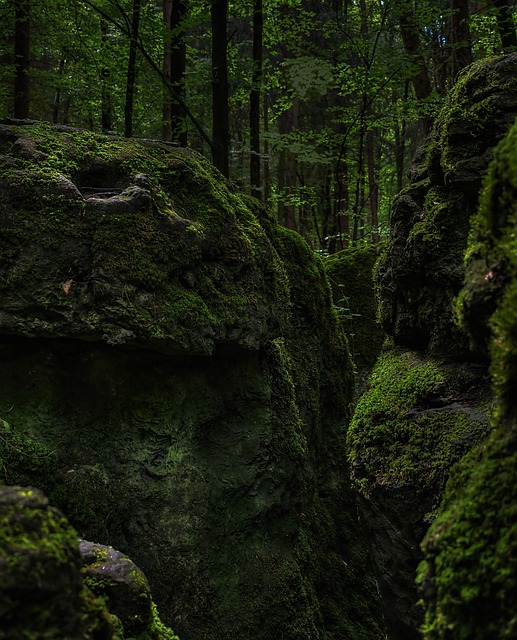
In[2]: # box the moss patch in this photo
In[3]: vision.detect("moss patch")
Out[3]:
[347,348,491,502]
[325,244,385,371]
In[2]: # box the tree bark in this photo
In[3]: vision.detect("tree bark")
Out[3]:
[394,0,434,134]
[14,0,31,119]
[125,0,142,138]
[100,20,112,133]
[450,0,473,79]
[170,0,187,146]
[250,0,263,198]
[211,0,230,177]
[162,0,173,140]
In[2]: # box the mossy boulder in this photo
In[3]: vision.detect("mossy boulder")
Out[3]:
[417,116,517,640]
[347,348,491,639]
[378,53,517,356]
[0,485,176,640]
[325,244,385,394]
[0,121,385,640]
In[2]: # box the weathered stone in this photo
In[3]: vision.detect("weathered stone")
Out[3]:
[347,54,517,640]
[80,540,153,636]
[378,53,517,356]
[0,121,386,640]
[325,244,385,393]
[417,115,517,640]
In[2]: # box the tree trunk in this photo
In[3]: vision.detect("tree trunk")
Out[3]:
[277,102,298,230]
[211,0,230,177]
[450,0,473,79]
[493,0,517,52]
[394,0,434,134]
[250,0,263,198]
[367,128,379,242]
[100,20,112,133]
[263,93,270,204]
[52,54,66,124]
[125,0,142,138]
[170,0,187,146]
[14,0,30,119]
[162,0,173,140]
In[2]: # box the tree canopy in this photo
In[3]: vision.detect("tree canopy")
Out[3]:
[1,0,515,249]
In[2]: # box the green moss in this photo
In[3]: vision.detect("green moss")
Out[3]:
[418,431,517,640]
[421,103,517,640]
[0,419,57,491]
[347,349,490,499]
[325,244,385,369]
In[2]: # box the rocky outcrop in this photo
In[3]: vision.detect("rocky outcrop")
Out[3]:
[0,485,176,640]
[378,53,517,357]
[0,120,386,639]
[349,54,517,640]
[417,116,517,640]
[325,244,385,392]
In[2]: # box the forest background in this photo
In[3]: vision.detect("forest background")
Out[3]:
[1,0,516,251]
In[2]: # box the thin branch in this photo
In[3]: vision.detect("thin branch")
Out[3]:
[80,0,214,150]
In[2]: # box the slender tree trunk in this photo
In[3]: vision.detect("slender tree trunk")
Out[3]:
[170,0,187,146]
[493,0,517,52]
[250,0,263,198]
[450,0,473,79]
[263,93,270,204]
[100,20,112,133]
[395,80,409,192]
[277,103,298,230]
[394,0,434,134]
[367,128,379,242]
[211,0,230,177]
[14,0,30,119]
[125,0,142,138]
[52,54,66,124]
[162,0,173,140]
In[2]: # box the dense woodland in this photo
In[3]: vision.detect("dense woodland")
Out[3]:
[1,0,516,250]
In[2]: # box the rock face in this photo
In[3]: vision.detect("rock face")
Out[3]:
[0,121,385,639]
[325,244,385,391]
[378,53,517,356]
[0,485,176,640]
[417,117,517,640]
[349,54,517,640]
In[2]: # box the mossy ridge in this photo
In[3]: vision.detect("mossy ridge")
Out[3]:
[431,54,517,174]
[347,349,491,500]
[417,431,517,640]
[325,244,385,370]
[0,122,291,353]
[419,112,517,640]
[457,119,517,414]
[0,418,57,493]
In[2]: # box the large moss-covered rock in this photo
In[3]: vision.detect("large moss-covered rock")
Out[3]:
[378,53,517,356]
[0,121,385,639]
[348,54,517,639]
[417,117,517,640]
[347,348,491,639]
[325,244,385,382]
[0,485,176,640]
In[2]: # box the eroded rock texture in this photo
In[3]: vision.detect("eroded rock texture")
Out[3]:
[379,53,517,356]
[0,485,176,640]
[418,112,517,640]
[349,53,517,640]
[0,121,385,640]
